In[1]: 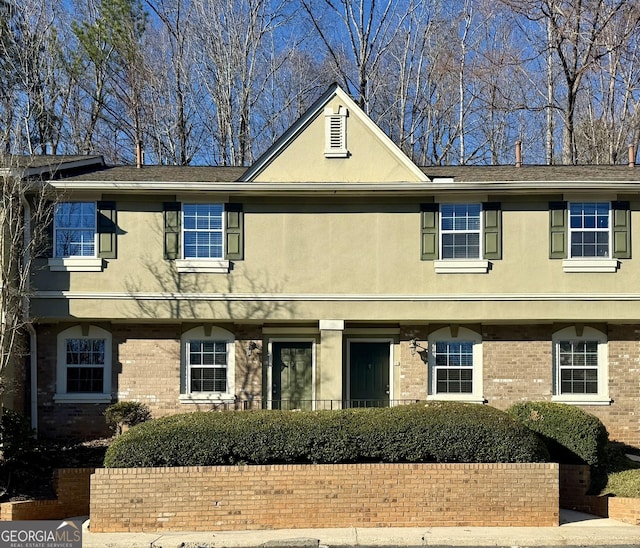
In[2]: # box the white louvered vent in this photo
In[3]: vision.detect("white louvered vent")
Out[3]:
[324,106,348,157]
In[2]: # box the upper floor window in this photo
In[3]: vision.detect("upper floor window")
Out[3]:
[420,202,501,273]
[55,325,112,403]
[183,203,224,259]
[549,200,629,272]
[164,202,243,273]
[54,202,96,257]
[552,326,610,405]
[427,326,483,403]
[440,203,482,259]
[180,326,236,403]
[569,202,610,258]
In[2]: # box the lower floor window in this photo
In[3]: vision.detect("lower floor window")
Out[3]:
[66,338,105,393]
[557,340,598,394]
[181,326,235,400]
[434,341,473,394]
[188,340,228,392]
[552,326,609,403]
[428,326,483,402]
[55,325,112,402]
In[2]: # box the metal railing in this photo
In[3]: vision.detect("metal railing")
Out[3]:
[208,399,425,412]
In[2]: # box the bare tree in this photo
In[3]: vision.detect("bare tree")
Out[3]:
[0,0,71,155]
[300,0,410,114]
[501,0,639,164]
[191,0,295,166]
[0,157,55,414]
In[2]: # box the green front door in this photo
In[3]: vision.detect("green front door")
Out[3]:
[349,342,390,407]
[272,342,313,410]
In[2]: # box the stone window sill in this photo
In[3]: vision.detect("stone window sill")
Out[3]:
[54,393,112,404]
[552,395,612,406]
[175,259,230,273]
[179,394,235,404]
[48,258,104,272]
[562,259,619,273]
[434,259,489,274]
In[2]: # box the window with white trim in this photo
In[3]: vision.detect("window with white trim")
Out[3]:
[552,326,610,404]
[180,326,235,402]
[54,202,96,257]
[440,203,481,259]
[183,203,224,259]
[434,340,473,393]
[427,327,483,402]
[55,325,112,403]
[569,202,610,258]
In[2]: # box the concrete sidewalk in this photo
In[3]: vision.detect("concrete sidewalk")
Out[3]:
[81,510,640,547]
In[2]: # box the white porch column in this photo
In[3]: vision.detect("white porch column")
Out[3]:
[318,320,344,408]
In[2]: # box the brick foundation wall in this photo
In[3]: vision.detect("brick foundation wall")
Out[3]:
[0,468,93,521]
[90,463,559,532]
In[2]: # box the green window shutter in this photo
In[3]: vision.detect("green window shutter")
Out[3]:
[420,203,439,261]
[225,203,244,260]
[549,201,567,259]
[97,201,117,259]
[163,202,181,260]
[612,200,631,259]
[483,202,501,260]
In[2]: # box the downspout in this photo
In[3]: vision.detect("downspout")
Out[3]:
[20,195,38,435]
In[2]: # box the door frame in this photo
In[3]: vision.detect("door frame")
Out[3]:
[267,338,317,410]
[346,338,394,405]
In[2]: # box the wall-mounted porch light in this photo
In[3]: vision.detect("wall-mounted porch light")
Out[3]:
[409,338,428,357]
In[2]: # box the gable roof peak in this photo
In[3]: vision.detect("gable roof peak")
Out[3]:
[241,84,426,183]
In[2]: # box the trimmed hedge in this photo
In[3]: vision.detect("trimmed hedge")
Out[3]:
[104,402,549,467]
[507,401,608,468]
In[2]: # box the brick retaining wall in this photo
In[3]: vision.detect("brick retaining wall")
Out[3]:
[0,468,93,521]
[90,463,559,532]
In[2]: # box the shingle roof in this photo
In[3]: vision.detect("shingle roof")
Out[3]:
[420,165,640,182]
[60,164,247,182]
[1,155,104,169]
[57,163,640,184]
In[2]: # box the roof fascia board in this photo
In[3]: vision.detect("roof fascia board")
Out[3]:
[48,179,640,196]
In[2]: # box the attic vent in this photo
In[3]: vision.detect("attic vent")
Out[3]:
[324,106,348,158]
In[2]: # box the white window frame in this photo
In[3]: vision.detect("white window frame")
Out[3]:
[427,327,484,403]
[179,326,235,403]
[49,201,103,272]
[568,201,611,259]
[439,203,482,259]
[54,325,112,403]
[552,326,611,405]
[434,203,489,273]
[175,202,230,273]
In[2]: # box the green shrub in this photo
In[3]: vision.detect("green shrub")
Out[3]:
[104,402,549,468]
[0,409,35,464]
[507,401,609,491]
[105,401,152,435]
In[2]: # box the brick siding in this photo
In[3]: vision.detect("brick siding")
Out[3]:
[36,322,640,446]
[89,463,559,532]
